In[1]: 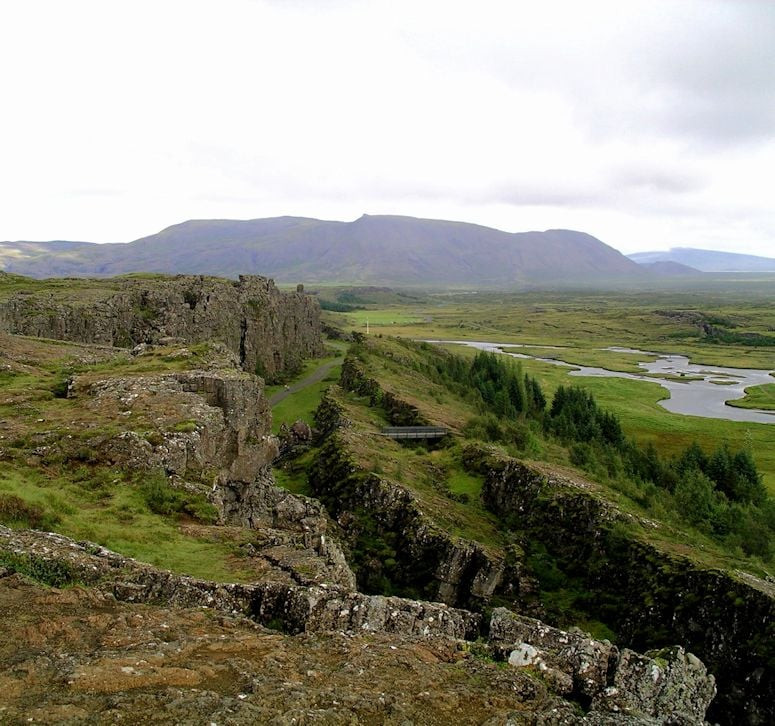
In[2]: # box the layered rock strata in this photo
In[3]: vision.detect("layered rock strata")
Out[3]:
[0,526,716,724]
[467,445,775,725]
[0,274,323,376]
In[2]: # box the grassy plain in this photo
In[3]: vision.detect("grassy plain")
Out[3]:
[728,382,775,411]
[323,284,775,494]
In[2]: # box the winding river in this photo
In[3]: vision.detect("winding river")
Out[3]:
[424,340,775,425]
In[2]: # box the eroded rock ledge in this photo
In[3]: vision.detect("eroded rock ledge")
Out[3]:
[0,525,716,724]
[466,445,775,725]
[0,274,323,376]
[0,526,478,640]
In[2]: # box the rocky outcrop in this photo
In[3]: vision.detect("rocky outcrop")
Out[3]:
[4,573,700,726]
[467,445,775,726]
[0,526,478,640]
[489,608,716,723]
[66,366,356,590]
[309,432,541,613]
[0,526,718,724]
[0,274,324,376]
[276,419,313,459]
[70,368,277,486]
[340,355,428,425]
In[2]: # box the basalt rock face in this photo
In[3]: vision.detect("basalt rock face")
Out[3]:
[0,526,478,640]
[309,430,542,615]
[0,274,324,376]
[70,368,278,489]
[490,609,716,723]
[67,365,356,590]
[0,527,717,724]
[468,445,775,726]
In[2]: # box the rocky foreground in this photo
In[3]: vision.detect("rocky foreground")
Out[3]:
[0,525,715,725]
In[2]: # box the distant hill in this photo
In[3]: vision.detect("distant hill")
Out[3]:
[629,247,775,272]
[3,214,656,286]
[635,260,702,276]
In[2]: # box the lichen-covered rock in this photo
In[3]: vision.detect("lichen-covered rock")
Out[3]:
[0,573,635,726]
[310,430,542,614]
[594,646,717,722]
[0,274,324,376]
[0,526,476,639]
[471,446,769,725]
[489,608,715,723]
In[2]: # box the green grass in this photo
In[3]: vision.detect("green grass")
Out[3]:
[264,340,347,398]
[271,364,342,433]
[500,345,659,374]
[0,464,257,583]
[728,383,775,411]
[346,309,426,327]
[273,449,316,496]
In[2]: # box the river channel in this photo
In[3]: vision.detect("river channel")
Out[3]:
[424,340,775,425]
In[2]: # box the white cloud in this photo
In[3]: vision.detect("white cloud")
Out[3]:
[0,0,773,257]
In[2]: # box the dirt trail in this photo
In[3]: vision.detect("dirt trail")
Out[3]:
[268,357,343,406]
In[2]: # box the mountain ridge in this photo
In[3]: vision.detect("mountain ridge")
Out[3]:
[629,247,775,272]
[1,214,677,285]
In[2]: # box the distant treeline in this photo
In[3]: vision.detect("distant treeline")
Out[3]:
[318,299,365,313]
[413,345,773,560]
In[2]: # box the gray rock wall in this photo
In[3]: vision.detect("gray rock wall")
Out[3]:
[468,445,775,725]
[0,274,323,376]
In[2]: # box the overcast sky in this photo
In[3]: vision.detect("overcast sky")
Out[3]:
[1,0,774,256]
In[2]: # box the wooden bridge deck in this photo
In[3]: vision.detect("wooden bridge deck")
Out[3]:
[380,426,449,440]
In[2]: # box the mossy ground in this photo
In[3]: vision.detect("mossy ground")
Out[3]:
[0,333,273,582]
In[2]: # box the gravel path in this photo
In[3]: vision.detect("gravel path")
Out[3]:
[268,357,344,406]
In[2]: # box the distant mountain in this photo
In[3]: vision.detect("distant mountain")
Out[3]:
[635,260,702,276]
[629,247,775,272]
[2,214,656,286]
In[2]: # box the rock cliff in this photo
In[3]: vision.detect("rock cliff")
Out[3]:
[0,274,323,377]
[467,445,775,725]
[0,526,716,724]
[65,362,356,590]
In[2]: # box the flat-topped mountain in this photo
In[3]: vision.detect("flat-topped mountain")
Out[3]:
[1,214,649,286]
[629,247,775,272]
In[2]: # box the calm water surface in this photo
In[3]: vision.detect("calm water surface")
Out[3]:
[424,340,775,425]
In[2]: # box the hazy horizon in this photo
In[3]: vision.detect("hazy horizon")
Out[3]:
[2,1,774,257]
[2,212,775,260]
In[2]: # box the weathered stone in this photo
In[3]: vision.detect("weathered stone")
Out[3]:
[471,446,771,725]
[311,431,542,614]
[594,646,717,722]
[71,368,278,487]
[0,526,477,640]
[489,608,715,723]
[0,274,324,377]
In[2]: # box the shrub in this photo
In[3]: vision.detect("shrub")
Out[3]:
[0,493,59,530]
[140,476,217,524]
[0,551,78,587]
